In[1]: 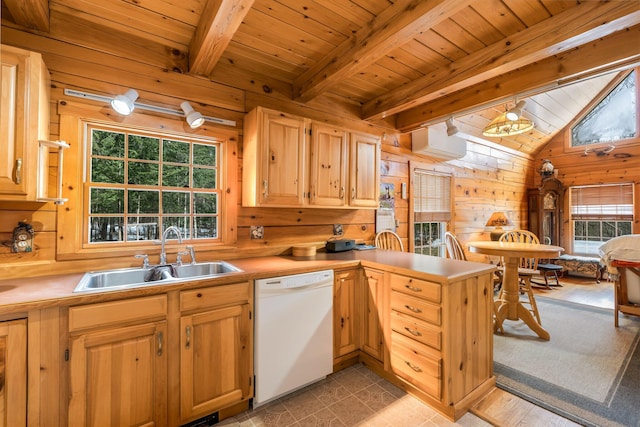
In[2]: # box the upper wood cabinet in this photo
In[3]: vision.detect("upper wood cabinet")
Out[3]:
[243,107,381,209]
[0,45,50,201]
[242,107,309,207]
[309,124,381,208]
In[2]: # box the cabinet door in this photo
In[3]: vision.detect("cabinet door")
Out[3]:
[362,269,385,361]
[309,124,348,206]
[180,304,252,422]
[259,110,308,206]
[333,269,359,357]
[0,46,49,200]
[68,321,168,427]
[0,319,27,427]
[349,132,380,207]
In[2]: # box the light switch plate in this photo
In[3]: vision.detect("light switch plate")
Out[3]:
[333,224,343,236]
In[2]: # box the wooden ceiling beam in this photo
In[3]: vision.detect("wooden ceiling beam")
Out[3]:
[292,0,473,103]
[3,0,50,32]
[363,1,640,121]
[394,25,640,132]
[189,0,255,77]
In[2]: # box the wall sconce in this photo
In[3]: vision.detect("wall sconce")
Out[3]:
[539,159,554,178]
[486,211,513,241]
[180,101,205,129]
[110,89,138,115]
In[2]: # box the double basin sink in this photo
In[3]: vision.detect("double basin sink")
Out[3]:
[74,261,243,293]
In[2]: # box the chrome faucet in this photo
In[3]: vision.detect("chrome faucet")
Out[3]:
[160,226,183,265]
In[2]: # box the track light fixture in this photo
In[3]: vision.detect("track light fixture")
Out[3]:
[445,118,459,136]
[180,101,205,128]
[111,89,138,115]
[505,100,527,121]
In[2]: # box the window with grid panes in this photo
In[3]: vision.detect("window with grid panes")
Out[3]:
[412,170,451,257]
[570,183,633,255]
[86,124,220,244]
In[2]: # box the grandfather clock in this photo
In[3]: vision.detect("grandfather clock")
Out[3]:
[528,178,563,246]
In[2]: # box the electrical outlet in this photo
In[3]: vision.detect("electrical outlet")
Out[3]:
[250,225,264,239]
[333,224,343,236]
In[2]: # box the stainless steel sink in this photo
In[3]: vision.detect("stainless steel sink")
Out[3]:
[73,261,243,293]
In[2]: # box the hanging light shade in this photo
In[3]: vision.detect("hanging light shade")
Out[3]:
[482,110,534,137]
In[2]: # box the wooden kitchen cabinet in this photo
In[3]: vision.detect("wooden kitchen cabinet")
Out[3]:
[179,282,253,424]
[333,268,360,360]
[0,44,50,201]
[67,295,168,427]
[243,106,381,209]
[309,124,381,208]
[349,132,380,208]
[242,106,309,207]
[0,318,27,427]
[361,268,386,363]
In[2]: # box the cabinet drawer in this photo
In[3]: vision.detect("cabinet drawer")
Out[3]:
[69,295,167,332]
[389,274,440,303]
[390,331,442,400]
[390,310,441,351]
[390,290,441,326]
[180,281,250,312]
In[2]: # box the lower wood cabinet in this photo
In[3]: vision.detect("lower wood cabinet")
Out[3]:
[0,318,27,427]
[362,268,385,362]
[333,268,360,359]
[179,283,252,424]
[66,281,253,427]
[67,295,168,427]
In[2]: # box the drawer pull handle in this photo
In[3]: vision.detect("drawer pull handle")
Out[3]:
[185,325,191,349]
[405,360,423,373]
[157,331,163,356]
[405,285,422,293]
[404,304,422,313]
[404,327,422,337]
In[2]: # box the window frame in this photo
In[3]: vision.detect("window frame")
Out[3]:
[564,67,640,154]
[408,161,454,256]
[57,100,238,261]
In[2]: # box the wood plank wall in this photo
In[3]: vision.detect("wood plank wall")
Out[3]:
[0,27,534,279]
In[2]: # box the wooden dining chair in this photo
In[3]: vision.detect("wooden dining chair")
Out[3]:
[498,229,541,324]
[374,230,404,251]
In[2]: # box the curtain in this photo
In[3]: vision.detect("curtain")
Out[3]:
[570,183,634,221]
[413,170,451,222]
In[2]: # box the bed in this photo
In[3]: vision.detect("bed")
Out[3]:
[599,235,640,327]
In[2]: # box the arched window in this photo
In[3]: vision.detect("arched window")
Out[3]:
[571,70,637,147]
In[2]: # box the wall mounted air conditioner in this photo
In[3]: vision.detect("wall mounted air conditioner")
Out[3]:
[411,125,467,160]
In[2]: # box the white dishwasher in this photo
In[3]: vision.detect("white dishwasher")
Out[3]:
[254,269,334,406]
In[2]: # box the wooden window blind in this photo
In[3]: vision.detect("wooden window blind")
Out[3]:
[413,170,451,222]
[570,183,634,221]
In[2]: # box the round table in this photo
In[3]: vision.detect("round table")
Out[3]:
[468,241,563,340]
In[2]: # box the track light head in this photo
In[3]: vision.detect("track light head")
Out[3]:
[180,101,205,129]
[505,100,527,121]
[445,118,459,136]
[111,89,138,115]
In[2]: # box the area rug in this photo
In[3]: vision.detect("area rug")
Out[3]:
[493,297,640,427]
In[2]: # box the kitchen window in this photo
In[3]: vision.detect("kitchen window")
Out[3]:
[411,167,452,257]
[87,125,220,243]
[56,101,237,260]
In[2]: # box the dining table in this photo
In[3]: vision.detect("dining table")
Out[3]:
[468,240,564,340]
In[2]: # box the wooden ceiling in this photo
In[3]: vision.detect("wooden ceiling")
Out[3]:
[3,0,640,155]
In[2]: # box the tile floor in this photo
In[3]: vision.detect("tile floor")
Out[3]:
[218,363,491,427]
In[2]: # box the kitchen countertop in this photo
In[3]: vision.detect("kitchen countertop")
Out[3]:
[0,249,495,315]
